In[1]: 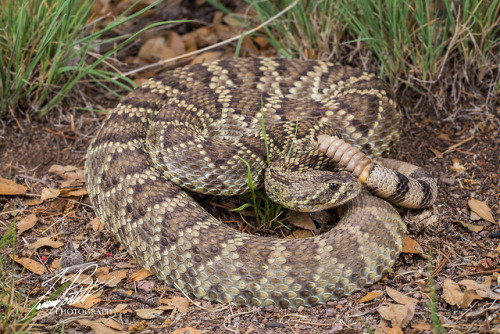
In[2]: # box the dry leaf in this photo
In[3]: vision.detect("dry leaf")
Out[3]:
[48,165,84,182]
[102,318,123,331]
[0,177,27,195]
[442,278,500,309]
[115,261,138,269]
[92,217,104,231]
[386,287,418,305]
[12,255,46,275]
[77,319,128,334]
[468,198,496,224]
[112,304,131,314]
[170,327,203,334]
[71,291,103,309]
[159,296,190,313]
[459,221,484,232]
[442,278,463,306]
[189,51,223,65]
[377,303,415,328]
[41,188,61,201]
[17,214,37,235]
[411,322,432,331]
[458,279,500,299]
[137,32,185,63]
[358,290,383,303]
[96,270,128,287]
[24,198,43,205]
[26,237,64,253]
[429,147,444,159]
[131,268,153,281]
[63,273,94,285]
[135,308,164,319]
[285,230,313,239]
[401,236,423,254]
[287,211,316,230]
[60,188,87,197]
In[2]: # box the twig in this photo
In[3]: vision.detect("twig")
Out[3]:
[442,136,474,155]
[122,0,300,77]
[432,247,452,276]
[113,289,157,307]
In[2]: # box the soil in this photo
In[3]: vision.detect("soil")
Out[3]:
[0,1,499,333]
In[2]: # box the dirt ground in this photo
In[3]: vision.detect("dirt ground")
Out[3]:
[1,1,499,333]
[1,101,499,333]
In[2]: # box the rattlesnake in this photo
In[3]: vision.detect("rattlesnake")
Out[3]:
[85,58,437,308]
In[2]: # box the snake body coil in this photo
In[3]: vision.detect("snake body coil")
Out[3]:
[85,58,436,308]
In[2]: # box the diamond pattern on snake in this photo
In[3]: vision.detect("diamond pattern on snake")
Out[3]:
[85,58,437,308]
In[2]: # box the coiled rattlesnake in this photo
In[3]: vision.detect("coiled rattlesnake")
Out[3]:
[85,58,437,308]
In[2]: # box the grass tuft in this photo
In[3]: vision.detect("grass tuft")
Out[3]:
[0,218,38,333]
[0,0,181,117]
[228,0,499,117]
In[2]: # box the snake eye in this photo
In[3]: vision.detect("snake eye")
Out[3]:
[328,183,341,191]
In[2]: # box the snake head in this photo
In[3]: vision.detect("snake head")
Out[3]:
[265,169,362,212]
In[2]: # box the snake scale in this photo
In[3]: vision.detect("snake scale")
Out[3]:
[85,58,437,308]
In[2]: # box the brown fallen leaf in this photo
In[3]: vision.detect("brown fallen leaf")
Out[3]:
[26,237,64,253]
[287,211,316,230]
[96,270,128,287]
[411,322,432,331]
[77,319,128,334]
[442,278,499,309]
[358,290,383,303]
[23,198,43,206]
[48,165,85,182]
[428,147,444,159]
[92,217,104,231]
[386,287,418,305]
[12,255,46,275]
[377,287,418,329]
[189,51,223,65]
[41,188,61,201]
[135,308,164,320]
[159,296,190,313]
[0,177,27,195]
[377,303,415,328]
[468,198,496,224]
[112,303,132,314]
[458,279,500,299]
[17,214,37,235]
[459,221,484,232]
[60,188,87,197]
[285,230,313,239]
[401,236,423,254]
[137,32,186,63]
[63,273,93,285]
[101,318,123,331]
[71,291,103,309]
[442,278,463,306]
[131,268,153,281]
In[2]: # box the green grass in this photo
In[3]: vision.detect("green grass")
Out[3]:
[225,0,499,116]
[0,0,182,117]
[0,218,37,333]
[232,100,285,230]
